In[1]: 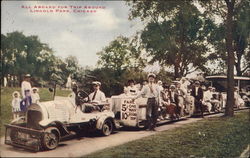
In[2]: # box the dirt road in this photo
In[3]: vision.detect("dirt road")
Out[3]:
[0,116,207,157]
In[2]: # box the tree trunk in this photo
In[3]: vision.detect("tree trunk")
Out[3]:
[174,63,181,79]
[225,0,235,117]
[235,54,242,76]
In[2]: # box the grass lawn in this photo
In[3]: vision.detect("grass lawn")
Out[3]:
[0,87,71,136]
[86,111,250,158]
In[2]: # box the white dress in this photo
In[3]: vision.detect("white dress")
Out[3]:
[11,98,21,112]
[31,93,40,103]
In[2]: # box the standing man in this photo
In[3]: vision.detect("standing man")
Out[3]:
[191,81,204,117]
[21,74,32,111]
[133,73,161,131]
[88,81,106,103]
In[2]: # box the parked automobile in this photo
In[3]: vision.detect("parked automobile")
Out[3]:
[5,91,117,151]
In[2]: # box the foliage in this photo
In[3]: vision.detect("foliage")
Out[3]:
[97,36,146,74]
[0,31,85,87]
[127,1,210,79]
[86,111,250,158]
[204,0,250,76]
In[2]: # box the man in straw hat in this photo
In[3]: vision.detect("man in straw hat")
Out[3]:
[133,73,161,131]
[88,81,106,103]
[191,81,204,117]
[21,74,32,111]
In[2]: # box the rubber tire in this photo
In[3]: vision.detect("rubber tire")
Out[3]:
[42,127,60,150]
[101,119,113,136]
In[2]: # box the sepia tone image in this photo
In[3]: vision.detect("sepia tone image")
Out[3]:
[1,0,249,157]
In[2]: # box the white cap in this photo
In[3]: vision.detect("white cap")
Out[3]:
[24,74,31,77]
[12,91,20,97]
[170,85,176,89]
[32,87,39,92]
[147,73,156,78]
[92,81,101,86]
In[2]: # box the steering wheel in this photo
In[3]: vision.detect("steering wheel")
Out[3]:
[76,90,89,105]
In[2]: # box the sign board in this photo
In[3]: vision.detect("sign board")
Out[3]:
[120,98,138,127]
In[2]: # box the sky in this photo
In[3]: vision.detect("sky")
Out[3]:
[1,1,145,68]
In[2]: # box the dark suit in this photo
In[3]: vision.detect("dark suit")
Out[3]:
[191,87,204,116]
[168,91,181,117]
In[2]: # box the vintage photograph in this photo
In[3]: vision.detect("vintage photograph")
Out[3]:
[1,0,249,157]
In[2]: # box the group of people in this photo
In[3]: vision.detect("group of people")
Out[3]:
[9,72,245,131]
[11,74,40,119]
[123,73,225,131]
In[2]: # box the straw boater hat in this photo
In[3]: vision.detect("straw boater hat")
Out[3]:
[170,85,176,89]
[32,87,39,92]
[24,74,31,78]
[195,81,200,85]
[12,91,20,98]
[92,81,101,86]
[157,80,162,85]
[147,73,156,78]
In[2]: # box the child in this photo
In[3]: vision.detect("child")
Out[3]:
[31,87,40,104]
[11,91,21,119]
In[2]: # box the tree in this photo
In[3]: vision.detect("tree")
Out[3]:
[97,36,146,76]
[205,0,250,76]
[127,1,209,79]
[1,31,55,85]
[199,0,247,116]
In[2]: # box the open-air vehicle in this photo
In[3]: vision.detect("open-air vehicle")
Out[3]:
[5,90,118,151]
[109,94,195,128]
[206,75,250,107]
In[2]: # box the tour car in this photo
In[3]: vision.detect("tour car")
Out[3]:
[5,91,117,151]
[109,94,195,128]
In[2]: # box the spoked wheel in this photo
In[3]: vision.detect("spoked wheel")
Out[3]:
[101,119,113,136]
[42,127,60,150]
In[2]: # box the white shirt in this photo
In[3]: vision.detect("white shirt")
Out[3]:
[31,93,40,103]
[135,83,161,99]
[204,90,213,102]
[88,90,106,103]
[195,87,199,96]
[21,81,32,98]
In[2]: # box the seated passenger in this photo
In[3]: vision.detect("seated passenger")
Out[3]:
[88,81,106,103]
[203,86,213,113]
[160,84,170,119]
[168,85,180,119]
[234,87,245,108]
[124,79,139,96]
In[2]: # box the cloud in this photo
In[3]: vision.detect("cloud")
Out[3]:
[1,1,144,67]
[82,8,122,31]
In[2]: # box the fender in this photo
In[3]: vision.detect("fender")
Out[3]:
[96,116,115,130]
[10,116,25,124]
[41,121,70,137]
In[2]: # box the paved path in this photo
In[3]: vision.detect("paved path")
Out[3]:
[0,111,245,157]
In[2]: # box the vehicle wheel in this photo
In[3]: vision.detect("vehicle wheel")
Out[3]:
[101,119,113,136]
[42,127,60,150]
